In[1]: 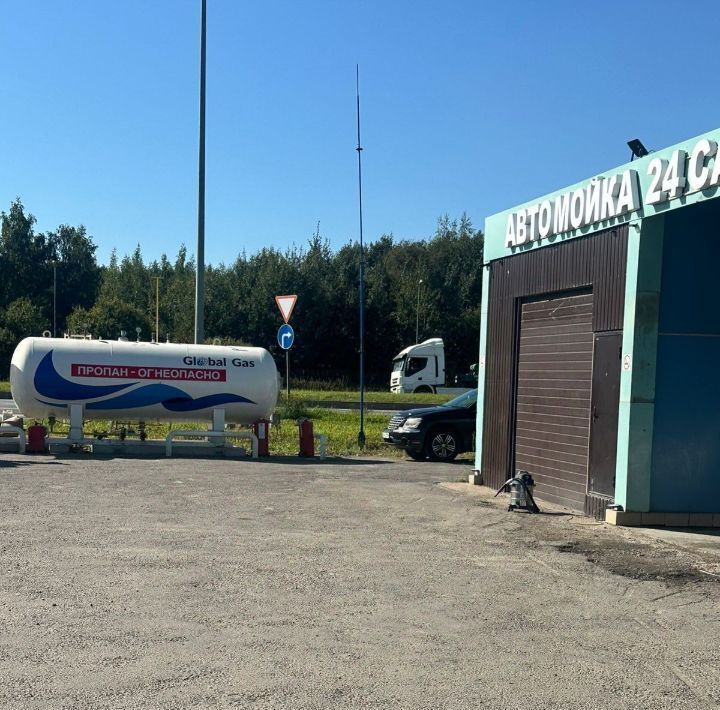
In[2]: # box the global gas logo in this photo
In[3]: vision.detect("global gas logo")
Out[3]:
[183,356,255,368]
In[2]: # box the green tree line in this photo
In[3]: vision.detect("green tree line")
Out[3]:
[1,199,484,386]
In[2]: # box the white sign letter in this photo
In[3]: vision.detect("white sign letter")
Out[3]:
[616,170,640,215]
[505,214,516,247]
[553,193,571,233]
[526,204,540,241]
[538,200,553,239]
[688,139,717,191]
[516,210,528,244]
[600,175,620,219]
[646,158,668,204]
[570,188,585,229]
[584,179,602,225]
[661,150,687,199]
[711,146,720,187]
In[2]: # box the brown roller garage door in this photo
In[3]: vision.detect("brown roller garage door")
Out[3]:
[514,291,594,511]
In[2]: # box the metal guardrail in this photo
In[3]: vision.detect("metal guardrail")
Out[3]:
[165,429,258,458]
[1,397,325,459]
[0,425,26,453]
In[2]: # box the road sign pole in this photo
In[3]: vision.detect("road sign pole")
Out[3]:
[275,297,297,403]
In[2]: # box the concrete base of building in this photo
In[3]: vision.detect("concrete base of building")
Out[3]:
[468,470,482,486]
[606,509,720,527]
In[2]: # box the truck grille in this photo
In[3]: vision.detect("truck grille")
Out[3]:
[387,414,406,432]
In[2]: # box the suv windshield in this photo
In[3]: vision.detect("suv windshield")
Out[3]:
[392,358,405,373]
[443,389,477,409]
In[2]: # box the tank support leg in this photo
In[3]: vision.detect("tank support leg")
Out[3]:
[69,404,84,443]
[210,408,226,445]
[212,408,226,431]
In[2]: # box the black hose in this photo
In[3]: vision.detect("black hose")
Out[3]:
[520,479,540,513]
[494,476,516,497]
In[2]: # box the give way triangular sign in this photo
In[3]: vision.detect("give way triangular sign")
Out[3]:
[275,294,297,323]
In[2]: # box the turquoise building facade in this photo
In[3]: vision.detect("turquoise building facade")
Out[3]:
[474,128,720,523]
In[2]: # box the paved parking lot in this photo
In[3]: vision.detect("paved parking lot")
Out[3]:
[1,454,719,709]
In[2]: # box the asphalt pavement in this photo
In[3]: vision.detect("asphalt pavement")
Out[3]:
[0,454,718,709]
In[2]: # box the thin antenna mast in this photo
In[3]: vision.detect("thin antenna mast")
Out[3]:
[356,65,366,450]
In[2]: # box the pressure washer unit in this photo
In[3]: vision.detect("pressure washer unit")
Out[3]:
[494,470,540,513]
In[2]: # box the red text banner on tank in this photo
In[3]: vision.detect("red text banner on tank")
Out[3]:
[70,364,227,382]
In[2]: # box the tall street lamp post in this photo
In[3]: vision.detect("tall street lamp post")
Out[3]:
[415,279,423,344]
[194,0,207,344]
[355,65,366,450]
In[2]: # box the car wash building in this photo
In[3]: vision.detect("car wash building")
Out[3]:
[474,128,720,524]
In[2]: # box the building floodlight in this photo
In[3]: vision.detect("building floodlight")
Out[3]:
[627,138,649,161]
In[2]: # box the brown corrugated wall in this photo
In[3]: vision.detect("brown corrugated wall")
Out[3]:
[481,226,628,513]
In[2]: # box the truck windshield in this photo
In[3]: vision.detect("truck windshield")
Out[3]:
[443,389,477,409]
[392,357,405,373]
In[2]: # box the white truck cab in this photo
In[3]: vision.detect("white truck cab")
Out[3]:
[390,338,445,394]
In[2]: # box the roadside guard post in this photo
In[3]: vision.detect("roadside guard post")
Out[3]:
[252,419,270,457]
[297,418,314,457]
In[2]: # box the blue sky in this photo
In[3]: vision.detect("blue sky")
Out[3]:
[2,0,719,266]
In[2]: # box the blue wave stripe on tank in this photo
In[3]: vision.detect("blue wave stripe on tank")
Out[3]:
[85,383,190,410]
[162,393,254,412]
[36,399,68,408]
[34,350,135,401]
[84,383,255,411]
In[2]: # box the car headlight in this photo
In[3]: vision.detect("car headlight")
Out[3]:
[404,417,423,430]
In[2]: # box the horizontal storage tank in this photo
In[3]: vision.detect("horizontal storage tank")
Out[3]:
[10,337,278,424]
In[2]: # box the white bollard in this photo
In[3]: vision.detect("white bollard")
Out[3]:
[313,433,327,460]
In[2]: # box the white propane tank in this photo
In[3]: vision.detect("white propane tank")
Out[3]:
[10,337,278,424]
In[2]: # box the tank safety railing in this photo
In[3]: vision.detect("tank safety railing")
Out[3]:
[165,429,258,458]
[314,433,327,460]
[0,425,26,454]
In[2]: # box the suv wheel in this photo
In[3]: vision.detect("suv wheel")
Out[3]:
[425,428,458,461]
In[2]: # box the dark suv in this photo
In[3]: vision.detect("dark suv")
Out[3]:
[382,389,477,461]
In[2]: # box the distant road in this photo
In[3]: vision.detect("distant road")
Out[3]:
[304,400,416,413]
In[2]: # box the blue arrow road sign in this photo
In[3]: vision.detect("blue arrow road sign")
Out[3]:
[277,323,295,350]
